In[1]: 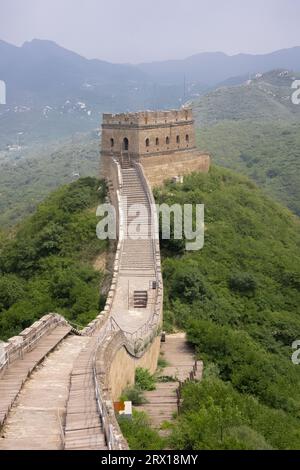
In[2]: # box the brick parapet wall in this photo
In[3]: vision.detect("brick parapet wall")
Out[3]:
[0,314,70,375]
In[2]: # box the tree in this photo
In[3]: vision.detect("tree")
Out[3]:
[0,274,26,311]
[229,272,257,294]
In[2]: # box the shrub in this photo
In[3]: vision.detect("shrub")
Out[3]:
[119,410,165,450]
[157,356,169,370]
[121,386,146,406]
[135,368,156,391]
[0,274,27,311]
[228,272,257,294]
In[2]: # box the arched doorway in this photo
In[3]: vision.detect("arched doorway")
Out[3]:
[123,137,129,151]
[121,137,130,168]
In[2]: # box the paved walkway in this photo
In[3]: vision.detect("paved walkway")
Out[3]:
[0,325,71,428]
[64,337,107,450]
[111,276,157,332]
[111,167,157,334]
[0,335,88,450]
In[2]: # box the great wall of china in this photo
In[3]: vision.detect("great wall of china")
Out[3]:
[0,109,209,450]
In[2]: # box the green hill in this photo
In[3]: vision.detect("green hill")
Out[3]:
[193,70,300,215]
[193,70,300,125]
[0,177,107,340]
[1,164,300,449]
[154,166,300,450]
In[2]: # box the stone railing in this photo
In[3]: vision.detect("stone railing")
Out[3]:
[0,313,69,375]
[93,330,129,450]
[85,158,129,450]
[80,158,124,337]
[134,161,164,333]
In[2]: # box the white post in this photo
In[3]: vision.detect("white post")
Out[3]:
[0,80,6,105]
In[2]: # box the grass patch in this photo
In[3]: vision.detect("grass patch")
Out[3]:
[135,368,156,391]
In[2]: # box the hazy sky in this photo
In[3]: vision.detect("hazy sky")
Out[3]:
[1,0,299,63]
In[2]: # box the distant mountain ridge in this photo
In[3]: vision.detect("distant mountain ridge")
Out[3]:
[1,39,300,148]
[137,47,300,84]
[0,39,146,106]
[1,39,300,106]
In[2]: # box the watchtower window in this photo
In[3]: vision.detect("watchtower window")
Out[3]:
[145,138,150,147]
[156,138,159,146]
[166,136,170,145]
[110,138,114,148]
[185,134,189,142]
[176,135,180,144]
[123,137,129,151]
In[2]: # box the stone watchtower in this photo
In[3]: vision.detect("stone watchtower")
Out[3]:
[101,108,210,187]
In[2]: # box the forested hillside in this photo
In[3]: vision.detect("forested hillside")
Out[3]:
[0,177,107,340]
[155,166,300,449]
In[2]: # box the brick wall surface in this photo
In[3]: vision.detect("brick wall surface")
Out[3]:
[140,150,210,188]
[108,337,161,401]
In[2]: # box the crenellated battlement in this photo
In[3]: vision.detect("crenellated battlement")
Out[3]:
[102,108,193,127]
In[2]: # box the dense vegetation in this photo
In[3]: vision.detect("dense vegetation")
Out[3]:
[169,374,300,450]
[119,410,165,450]
[193,70,300,215]
[154,166,300,449]
[197,120,300,216]
[0,177,107,340]
[193,70,300,126]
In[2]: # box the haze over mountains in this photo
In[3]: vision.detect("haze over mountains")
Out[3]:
[1,39,300,223]
[138,47,300,84]
[2,39,300,99]
[1,39,300,148]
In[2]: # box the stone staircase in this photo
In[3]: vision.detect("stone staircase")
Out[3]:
[120,168,154,277]
[121,153,131,169]
[0,335,88,450]
[140,383,179,430]
[133,291,148,309]
[0,324,72,430]
[137,334,203,435]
